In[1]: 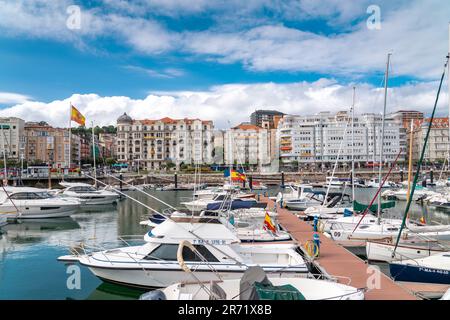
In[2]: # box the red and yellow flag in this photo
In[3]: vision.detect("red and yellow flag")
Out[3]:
[419,216,426,225]
[231,170,246,182]
[263,212,277,234]
[71,104,85,126]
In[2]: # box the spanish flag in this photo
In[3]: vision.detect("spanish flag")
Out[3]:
[419,216,426,225]
[71,104,85,126]
[263,212,277,234]
[231,170,246,182]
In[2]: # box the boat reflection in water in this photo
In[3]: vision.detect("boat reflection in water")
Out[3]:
[1,218,80,242]
[87,282,147,300]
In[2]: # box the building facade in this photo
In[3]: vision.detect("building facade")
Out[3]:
[224,123,271,168]
[0,117,25,160]
[116,113,214,170]
[277,111,406,168]
[411,117,449,163]
[99,133,117,159]
[250,110,284,129]
[24,122,71,167]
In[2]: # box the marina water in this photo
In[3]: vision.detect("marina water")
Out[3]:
[0,188,448,300]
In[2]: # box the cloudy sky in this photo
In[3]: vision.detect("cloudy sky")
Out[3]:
[0,0,450,128]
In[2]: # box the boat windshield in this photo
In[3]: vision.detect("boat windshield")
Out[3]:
[68,186,97,193]
[143,244,219,262]
[9,192,54,200]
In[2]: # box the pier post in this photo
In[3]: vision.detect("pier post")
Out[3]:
[174,172,178,189]
[430,169,433,184]
[400,169,404,182]
[281,171,284,187]
[119,174,123,192]
[249,176,253,190]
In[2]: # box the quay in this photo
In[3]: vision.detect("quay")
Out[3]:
[261,196,419,300]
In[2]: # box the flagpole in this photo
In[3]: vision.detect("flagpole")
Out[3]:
[68,102,72,172]
[92,121,97,188]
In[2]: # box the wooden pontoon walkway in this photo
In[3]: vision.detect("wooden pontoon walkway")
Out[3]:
[262,196,418,300]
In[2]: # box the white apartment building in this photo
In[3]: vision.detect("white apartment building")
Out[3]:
[411,117,449,163]
[224,123,271,168]
[116,113,214,170]
[0,117,25,160]
[277,111,406,167]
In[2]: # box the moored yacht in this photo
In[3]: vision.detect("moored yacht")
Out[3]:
[58,218,309,288]
[0,187,81,219]
[58,182,120,205]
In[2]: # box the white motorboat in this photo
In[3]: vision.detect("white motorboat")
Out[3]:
[148,266,364,300]
[181,192,257,212]
[279,185,324,210]
[0,187,81,219]
[322,214,402,234]
[389,252,450,284]
[366,239,448,262]
[328,220,450,243]
[303,192,353,219]
[143,215,290,243]
[58,182,120,205]
[381,188,436,201]
[181,192,229,211]
[58,218,309,288]
[367,178,398,188]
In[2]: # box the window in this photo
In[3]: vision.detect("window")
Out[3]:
[143,244,219,262]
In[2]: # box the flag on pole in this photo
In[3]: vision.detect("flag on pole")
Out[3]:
[224,168,246,181]
[419,216,426,224]
[70,105,85,126]
[263,212,277,234]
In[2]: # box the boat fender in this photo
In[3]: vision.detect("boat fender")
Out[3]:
[139,290,166,300]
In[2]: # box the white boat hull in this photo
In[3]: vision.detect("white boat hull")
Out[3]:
[83,263,308,289]
[366,241,445,262]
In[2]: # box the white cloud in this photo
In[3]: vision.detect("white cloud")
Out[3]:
[0,92,32,105]
[1,1,448,79]
[0,80,447,129]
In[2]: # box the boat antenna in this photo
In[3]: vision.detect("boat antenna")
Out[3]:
[392,55,449,258]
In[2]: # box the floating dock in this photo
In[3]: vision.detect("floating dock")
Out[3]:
[261,196,420,300]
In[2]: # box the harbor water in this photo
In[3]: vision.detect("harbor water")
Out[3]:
[0,187,449,300]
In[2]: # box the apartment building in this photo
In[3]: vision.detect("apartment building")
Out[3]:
[116,113,214,170]
[24,122,71,167]
[0,117,25,160]
[250,110,284,129]
[277,111,406,168]
[223,123,271,168]
[411,117,449,163]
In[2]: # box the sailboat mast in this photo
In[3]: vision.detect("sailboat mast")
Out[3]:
[351,86,356,203]
[92,122,97,188]
[377,53,391,224]
[68,102,72,171]
[406,119,414,205]
[448,23,450,172]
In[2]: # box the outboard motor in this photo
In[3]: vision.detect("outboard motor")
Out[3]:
[139,290,167,300]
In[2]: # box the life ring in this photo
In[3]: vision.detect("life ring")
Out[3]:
[177,240,197,273]
[304,240,319,258]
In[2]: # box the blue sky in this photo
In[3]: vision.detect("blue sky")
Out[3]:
[0,1,449,128]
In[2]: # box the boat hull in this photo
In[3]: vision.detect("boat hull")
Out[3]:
[389,263,450,284]
[83,264,308,289]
